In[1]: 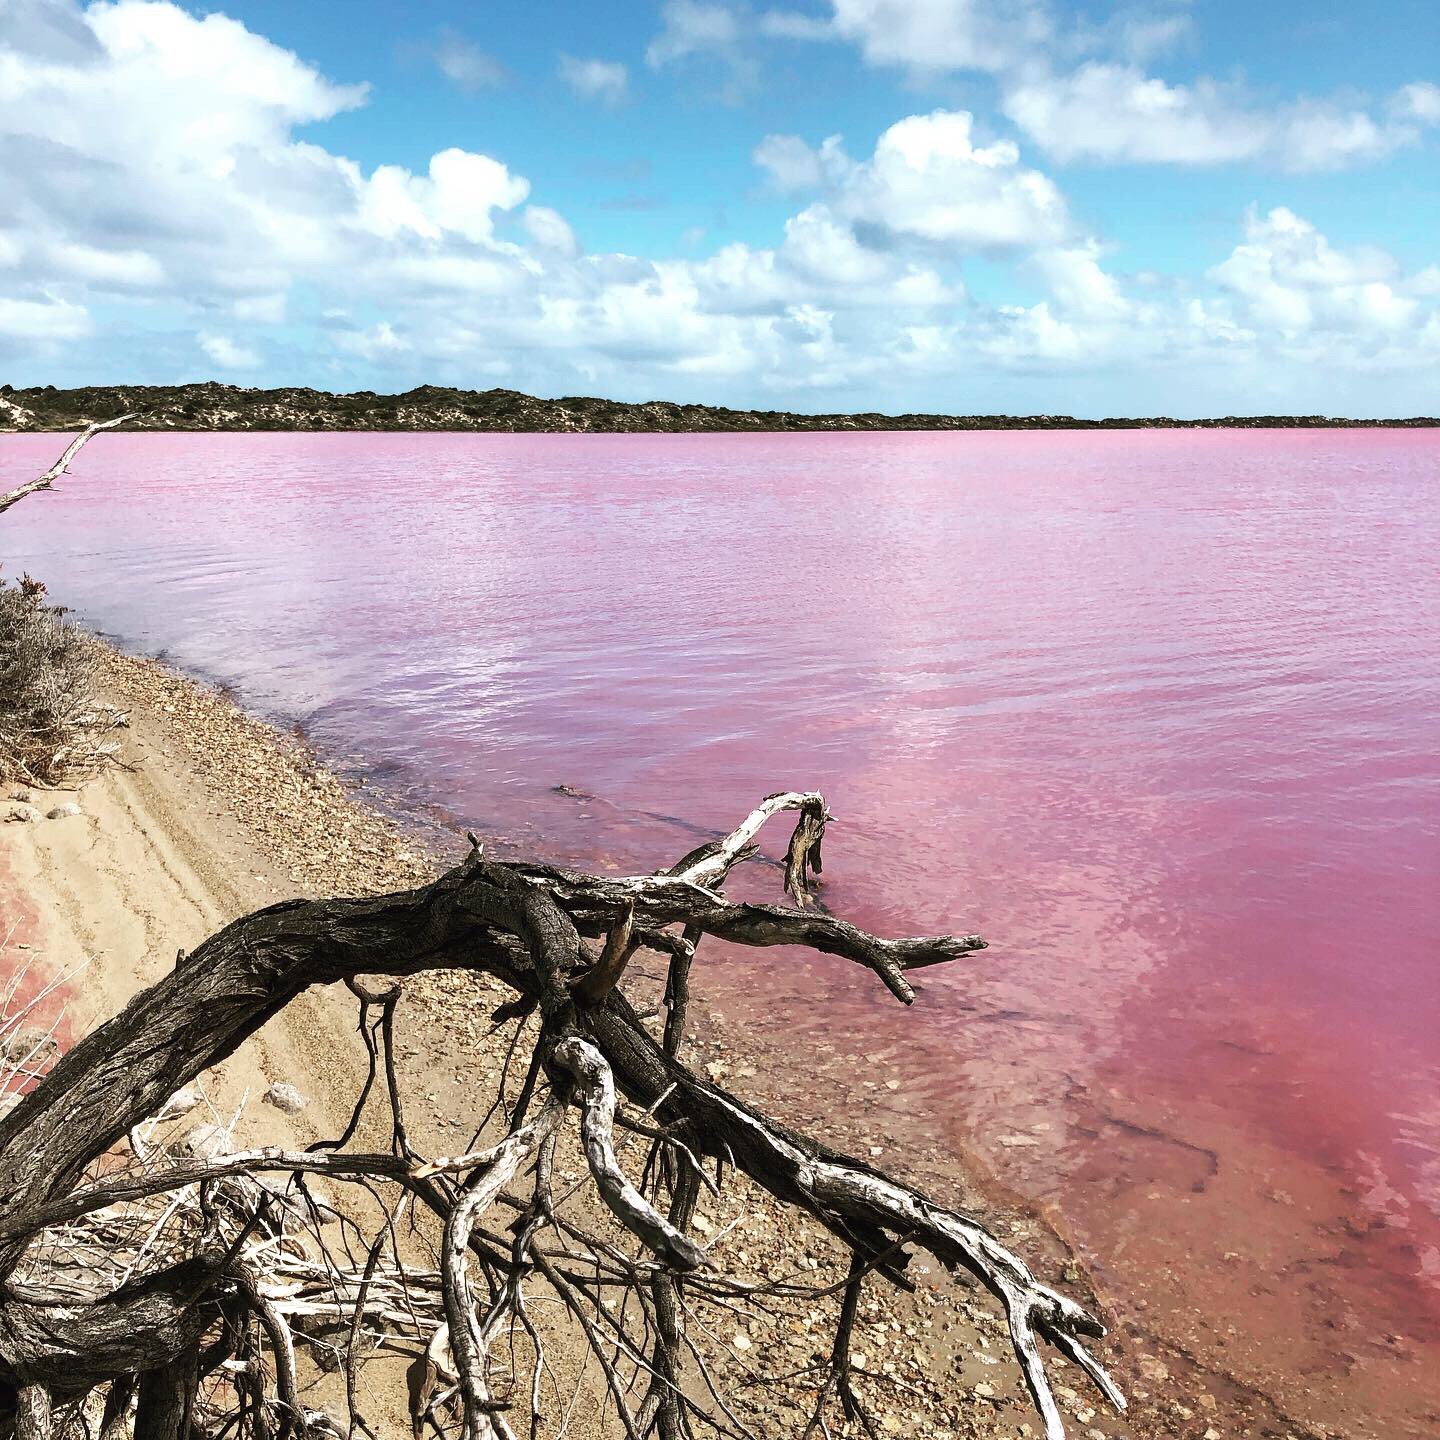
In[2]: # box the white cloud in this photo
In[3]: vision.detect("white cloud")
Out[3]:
[1276,102,1402,172]
[200,333,261,369]
[1003,64,1440,170]
[333,321,409,361]
[51,241,165,288]
[1004,64,1260,165]
[233,293,287,324]
[985,301,1083,363]
[759,111,1070,252]
[1,0,368,301]
[1030,241,1129,319]
[357,148,530,244]
[0,294,91,341]
[780,205,895,285]
[523,205,580,258]
[558,54,628,105]
[1109,10,1194,65]
[753,131,848,190]
[1210,207,1419,335]
[827,0,1051,74]
[758,10,835,41]
[795,1,1439,173]
[430,29,504,94]
[1396,82,1440,125]
[644,0,756,99]
[646,0,740,67]
[81,0,368,137]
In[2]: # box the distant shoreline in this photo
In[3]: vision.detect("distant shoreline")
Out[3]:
[2,382,1437,433]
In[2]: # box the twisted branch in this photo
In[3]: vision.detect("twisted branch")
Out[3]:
[0,790,1119,1440]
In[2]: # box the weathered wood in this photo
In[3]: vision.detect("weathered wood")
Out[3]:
[14,1384,51,1440]
[572,901,636,1003]
[441,1104,563,1440]
[0,792,1116,1440]
[552,1036,708,1272]
[0,415,133,516]
[132,1351,196,1440]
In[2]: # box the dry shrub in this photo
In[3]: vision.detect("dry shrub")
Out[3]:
[0,570,120,786]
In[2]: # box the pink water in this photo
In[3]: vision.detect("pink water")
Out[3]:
[5,430,1439,1432]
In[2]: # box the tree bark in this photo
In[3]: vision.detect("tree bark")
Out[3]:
[14,1384,51,1440]
[133,1352,197,1440]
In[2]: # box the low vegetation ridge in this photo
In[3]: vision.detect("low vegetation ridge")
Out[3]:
[3,381,1437,432]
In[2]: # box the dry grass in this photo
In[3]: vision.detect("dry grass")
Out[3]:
[0,571,123,787]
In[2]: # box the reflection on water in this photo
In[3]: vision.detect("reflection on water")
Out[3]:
[4,428,1438,1433]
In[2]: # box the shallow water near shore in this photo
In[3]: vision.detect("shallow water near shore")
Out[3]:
[5,428,1439,1435]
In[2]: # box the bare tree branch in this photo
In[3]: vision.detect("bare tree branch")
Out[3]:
[0,415,133,516]
[0,790,1119,1440]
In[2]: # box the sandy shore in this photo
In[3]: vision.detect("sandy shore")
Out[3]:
[0,640,1320,1439]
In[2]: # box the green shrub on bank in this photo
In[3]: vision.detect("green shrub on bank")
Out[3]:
[0,572,115,786]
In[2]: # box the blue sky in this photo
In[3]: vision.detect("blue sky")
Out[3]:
[2,0,1438,415]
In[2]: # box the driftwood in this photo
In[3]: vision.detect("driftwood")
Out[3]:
[0,416,133,517]
[0,791,1124,1440]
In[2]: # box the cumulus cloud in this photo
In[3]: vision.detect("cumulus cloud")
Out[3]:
[0,1,961,395]
[523,205,581,258]
[753,132,848,191]
[557,54,628,105]
[1029,241,1129,319]
[755,111,1070,252]
[1209,207,1420,335]
[357,149,530,243]
[783,1,1439,173]
[983,206,1440,389]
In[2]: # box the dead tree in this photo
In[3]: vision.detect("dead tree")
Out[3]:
[0,416,132,516]
[0,793,1125,1440]
[1,431,1124,1438]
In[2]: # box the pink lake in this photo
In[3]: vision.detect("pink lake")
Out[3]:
[4,429,1439,1434]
